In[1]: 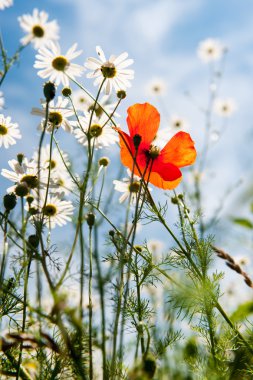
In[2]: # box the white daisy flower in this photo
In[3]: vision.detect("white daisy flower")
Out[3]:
[31,96,75,133]
[197,38,224,63]
[0,0,13,10]
[0,114,21,149]
[34,191,74,229]
[213,98,237,117]
[146,77,167,96]
[50,171,77,196]
[1,156,47,193]
[18,9,59,50]
[0,91,5,109]
[34,41,84,86]
[72,90,120,118]
[85,45,134,95]
[170,114,189,131]
[113,169,150,204]
[32,144,70,174]
[74,113,118,149]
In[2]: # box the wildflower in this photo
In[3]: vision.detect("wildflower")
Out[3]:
[113,169,150,204]
[1,157,46,193]
[116,103,196,190]
[50,171,77,196]
[0,91,4,109]
[170,114,189,131]
[146,77,167,96]
[31,96,75,132]
[33,191,74,228]
[33,144,70,173]
[0,0,13,10]
[0,114,21,148]
[72,90,119,118]
[73,113,118,149]
[18,9,59,49]
[85,46,134,95]
[34,41,83,86]
[197,38,224,63]
[213,98,237,117]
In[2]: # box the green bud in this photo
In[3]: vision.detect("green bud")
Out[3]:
[133,134,142,150]
[62,87,72,97]
[86,212,95,227]
[117,90,127,99]
[28,234,40,249]
[17,153,25,165]
[98,157,110,167]
[15,182,29,197]
[43,82,56,102]
[3,193,17,211]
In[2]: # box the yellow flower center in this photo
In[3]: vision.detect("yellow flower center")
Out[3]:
[20,175,38,189]
[43,204,57,217]
[128,181,140,193]
[46,159,56,169]
[48,112,63,126]
[101,62,116,78]
[90,124,103,137]
[0,124,8,135]
[88,104,103,118]
[52,56,69,71]
[32,25,44,38]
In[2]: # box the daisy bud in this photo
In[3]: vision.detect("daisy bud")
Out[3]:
[86,212,95,227]
[17,153,25,165]
[142,353,156,378]
[98,157,110,167]
[178,194,184,200]
[109,230,115,237]
[27,195,34,205]
[134,245,142,253]
[171,196,178,205]
[15,182,29,197]
[43,82,56,102]
[28,234,40,249]
[133,134,142,150]
[3,193,17,211]
[117,90,126,99]
[62,87,72,97]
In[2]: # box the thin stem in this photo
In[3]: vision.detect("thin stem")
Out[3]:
[88,225,93,380]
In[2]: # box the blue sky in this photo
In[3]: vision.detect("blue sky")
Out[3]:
[1,0,253,253]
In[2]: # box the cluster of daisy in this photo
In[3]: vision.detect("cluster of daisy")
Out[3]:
[1,149,75,229]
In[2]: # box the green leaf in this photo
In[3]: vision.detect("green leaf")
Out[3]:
[232,217,253,229]
[230,301,253,322]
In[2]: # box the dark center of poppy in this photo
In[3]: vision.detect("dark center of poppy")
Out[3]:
[52,56,69,71]
[148,144,160,159]
[174,120,182,128]
[32,25,44,38]
[43,204,57,217]
[101,62,116,78]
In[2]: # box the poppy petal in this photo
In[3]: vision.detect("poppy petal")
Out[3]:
[160,131,197,167]
[127,103,160,145]
[117,128,135,169]
[147,171,182,190]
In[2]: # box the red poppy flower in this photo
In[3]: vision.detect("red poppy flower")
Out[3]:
[116,103,197,190]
